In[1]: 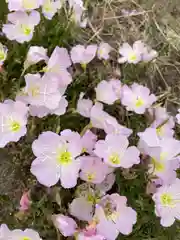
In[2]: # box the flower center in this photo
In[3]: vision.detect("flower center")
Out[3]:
[135,97,144,107]
[160,152,168,161]
[86,172,95,181]
[109,153,120,165]
[43,1,53,12]
[20,25,32,36]
[160,193,173,206]
[156,126,164,137]
[128,53,137,61]
[21,237,31,240]
[29,86,40,97]
[10,121,21,132]
[22,0,37,9]
[57,150,72,165]
[0,51,5,61]
[152,158,165,172]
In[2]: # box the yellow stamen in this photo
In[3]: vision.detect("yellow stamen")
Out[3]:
[128,53,137,61]
[86,172,95,181]
[109,153,120,165]
[135,97,144,107]
[160,193,173,206]
[56,151,72,165]
[10,121,21,132]
[152,158,165,172]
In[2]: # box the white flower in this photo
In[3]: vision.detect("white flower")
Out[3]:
[97,42,112,60]
[7,0,43,11]
[42,0,62,20]
[24,73,65,110]
[77,92,93,118]
[152,178,180,227]
[3,11,40,43]
[95,79,121,105]
[121,83,157,114]
[24,46,49,69]
[31,131,82,188]
[7,228,42,240]
[0,100,28,147]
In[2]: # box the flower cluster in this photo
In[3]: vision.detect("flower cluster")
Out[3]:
[0,0,180,239]
[4,0,87,43]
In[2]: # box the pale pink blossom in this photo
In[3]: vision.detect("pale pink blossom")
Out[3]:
[42,0,62,20]
[31,131,82,188]
[69,197,94,221]
[70,44,97,66]
[96,173,116,193]
[3,11,40,43]
[118,41,158,64]
[121,83,157,114]
[81,130,97,154]
[94,134,140,168]
[95,194,137,239]
[149,107,175,138]
[152,178,180,227]
[44,46,72,87]
[20,191,31,211]
[24,46,49,69]
[0,224,11,239]
[52,214,77,237]
[97,42,112,60]
[77,92,93,117]
[118,41,143,64]
[7,0,43,11]
[0,100,28,147]
[79,156,109,184]
[90,102,132,136]
[69,183,103,222]
[95,79,121,105]
[24,73,65,110]
[148,158,179,185]
[7,228,42,240]
[68,0,87,27]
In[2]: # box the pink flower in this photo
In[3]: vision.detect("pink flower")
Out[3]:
[118,41,143,64]
[77,92,93,117]
[24,46,49,69]
[95,79,121,105]
[70,44,97,66]
[20,191,31,211]
[0,100,29,147]
[24,73,65,110]
[96,173,116,193]
[121,83,157,114]
[81,130,97,154]
[118,40,158,64]
[7,0,43,11]
[42,0,62,20]
[97,42,112,60]
[31,131,82,188]
[45,46,72,87]
[3,11,40,43]
[79,156,109,184]
[152,178,180,227]
[149,107,175,138]
[90,102,132,136]
[52,214,77,237]
[94,134,140,168]
[95,194,137,239]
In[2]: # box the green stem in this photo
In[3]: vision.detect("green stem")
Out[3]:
[80,122,92,136]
